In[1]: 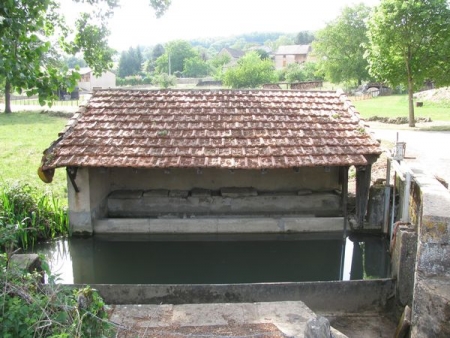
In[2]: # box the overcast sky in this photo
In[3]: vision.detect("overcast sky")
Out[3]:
[61,0,380,51]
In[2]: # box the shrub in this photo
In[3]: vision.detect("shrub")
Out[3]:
[0,183,69,249]
[153,73,177,89]
[0,225,115,337]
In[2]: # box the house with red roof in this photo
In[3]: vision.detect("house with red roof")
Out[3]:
[39,89,381,235]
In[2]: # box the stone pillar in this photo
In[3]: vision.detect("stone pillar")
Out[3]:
[391,224,417,309]
[68,167,93,235]
[355,164,372,228]
[367,182,386,228]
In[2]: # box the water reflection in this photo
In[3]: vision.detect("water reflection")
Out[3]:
[31,233,390,284]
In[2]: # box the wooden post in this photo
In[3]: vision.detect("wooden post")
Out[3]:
[356,164,372,228]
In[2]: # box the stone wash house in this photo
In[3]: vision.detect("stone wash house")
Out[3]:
[40,89,381,235]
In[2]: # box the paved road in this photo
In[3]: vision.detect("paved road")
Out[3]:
[369,125,450,186]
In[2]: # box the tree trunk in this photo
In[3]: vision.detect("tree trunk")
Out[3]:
[405,52,415,127]
[4,80,12,114]
[407,77,415,127]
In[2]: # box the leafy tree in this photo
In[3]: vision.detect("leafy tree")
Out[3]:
[283,63,306,83]
[254,49,270,60]
[280,62,322,83]
[223,51,276,88]
[63,55,87,69]
[118,46,143,78]
[183,56,209,77]
[265,35,295,51]
[150,0,172,17]
[0,1,76,113]
[283,62,321,83]
[295,31,315,45]
[0,0,169,114]
[118,51,131,78]
[152,43,165,60]
[208,53,231,80]
[366,0,450,127]
[313,3,372,86]
[231,38,246,50]
[155,40,197,76]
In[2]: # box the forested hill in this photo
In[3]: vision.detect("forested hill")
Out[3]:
[189,32,294,51]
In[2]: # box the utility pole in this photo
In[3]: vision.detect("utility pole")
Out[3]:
[168,52,171,75]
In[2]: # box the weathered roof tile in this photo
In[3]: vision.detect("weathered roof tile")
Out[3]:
[42,89,381,170]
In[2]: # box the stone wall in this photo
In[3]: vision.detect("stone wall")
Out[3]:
[68,166,343,234]
[108,167,340,192]
[396,167,450,337]
[107,190,341,218]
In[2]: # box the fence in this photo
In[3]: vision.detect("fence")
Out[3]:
[10,95,89,107]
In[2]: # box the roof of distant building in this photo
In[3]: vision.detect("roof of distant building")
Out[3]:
[275,45,311,55]
[220,47,245,59]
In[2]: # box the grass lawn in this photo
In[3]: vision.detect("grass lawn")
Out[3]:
[353,95,450,121]
[0,111,69,203]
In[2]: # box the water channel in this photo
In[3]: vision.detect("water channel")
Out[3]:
[30,232,390,284]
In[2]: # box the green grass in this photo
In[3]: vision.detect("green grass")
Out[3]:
[353,95,450,121]
[0,111,69,203]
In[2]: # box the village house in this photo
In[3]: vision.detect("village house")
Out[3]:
[274,44,312,69]
[76,67,116,92]
[39,89,381,235]
[217,47,246,70]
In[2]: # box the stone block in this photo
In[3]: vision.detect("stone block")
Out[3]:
[416,242,450,278]
[304,316,332,338]
[10,254,42,273]
[420,216,449,244]
[191,188,212,197]
[366,184,386,228]
[284,217,344,232]
[391,226,417,307]
[221,187,258,197]
[109,190,143,199]
[298,189,313,196]
[143,189,169,197]
[169,190,189,198]
[411,278,450,338]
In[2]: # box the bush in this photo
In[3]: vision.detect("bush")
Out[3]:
[0,225,115,337]
[0,183,69,249]
[281,62,323,83]
[116,75,153,87]
[223,51,276,88]
[153,73,177,89]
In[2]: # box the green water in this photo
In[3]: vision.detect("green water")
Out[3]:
[31,233,390,284]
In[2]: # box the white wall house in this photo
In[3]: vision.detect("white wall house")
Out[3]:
[77,67,116,92]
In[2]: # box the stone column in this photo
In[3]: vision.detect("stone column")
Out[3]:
[68,167,93,235]
[355,164,372,228]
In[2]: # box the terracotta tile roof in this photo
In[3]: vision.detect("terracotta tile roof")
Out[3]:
[42,89,381,170]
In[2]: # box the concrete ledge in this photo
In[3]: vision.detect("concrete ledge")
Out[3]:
[70,279,394,313]
[94,217,345,234]
[107,192,341,218]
